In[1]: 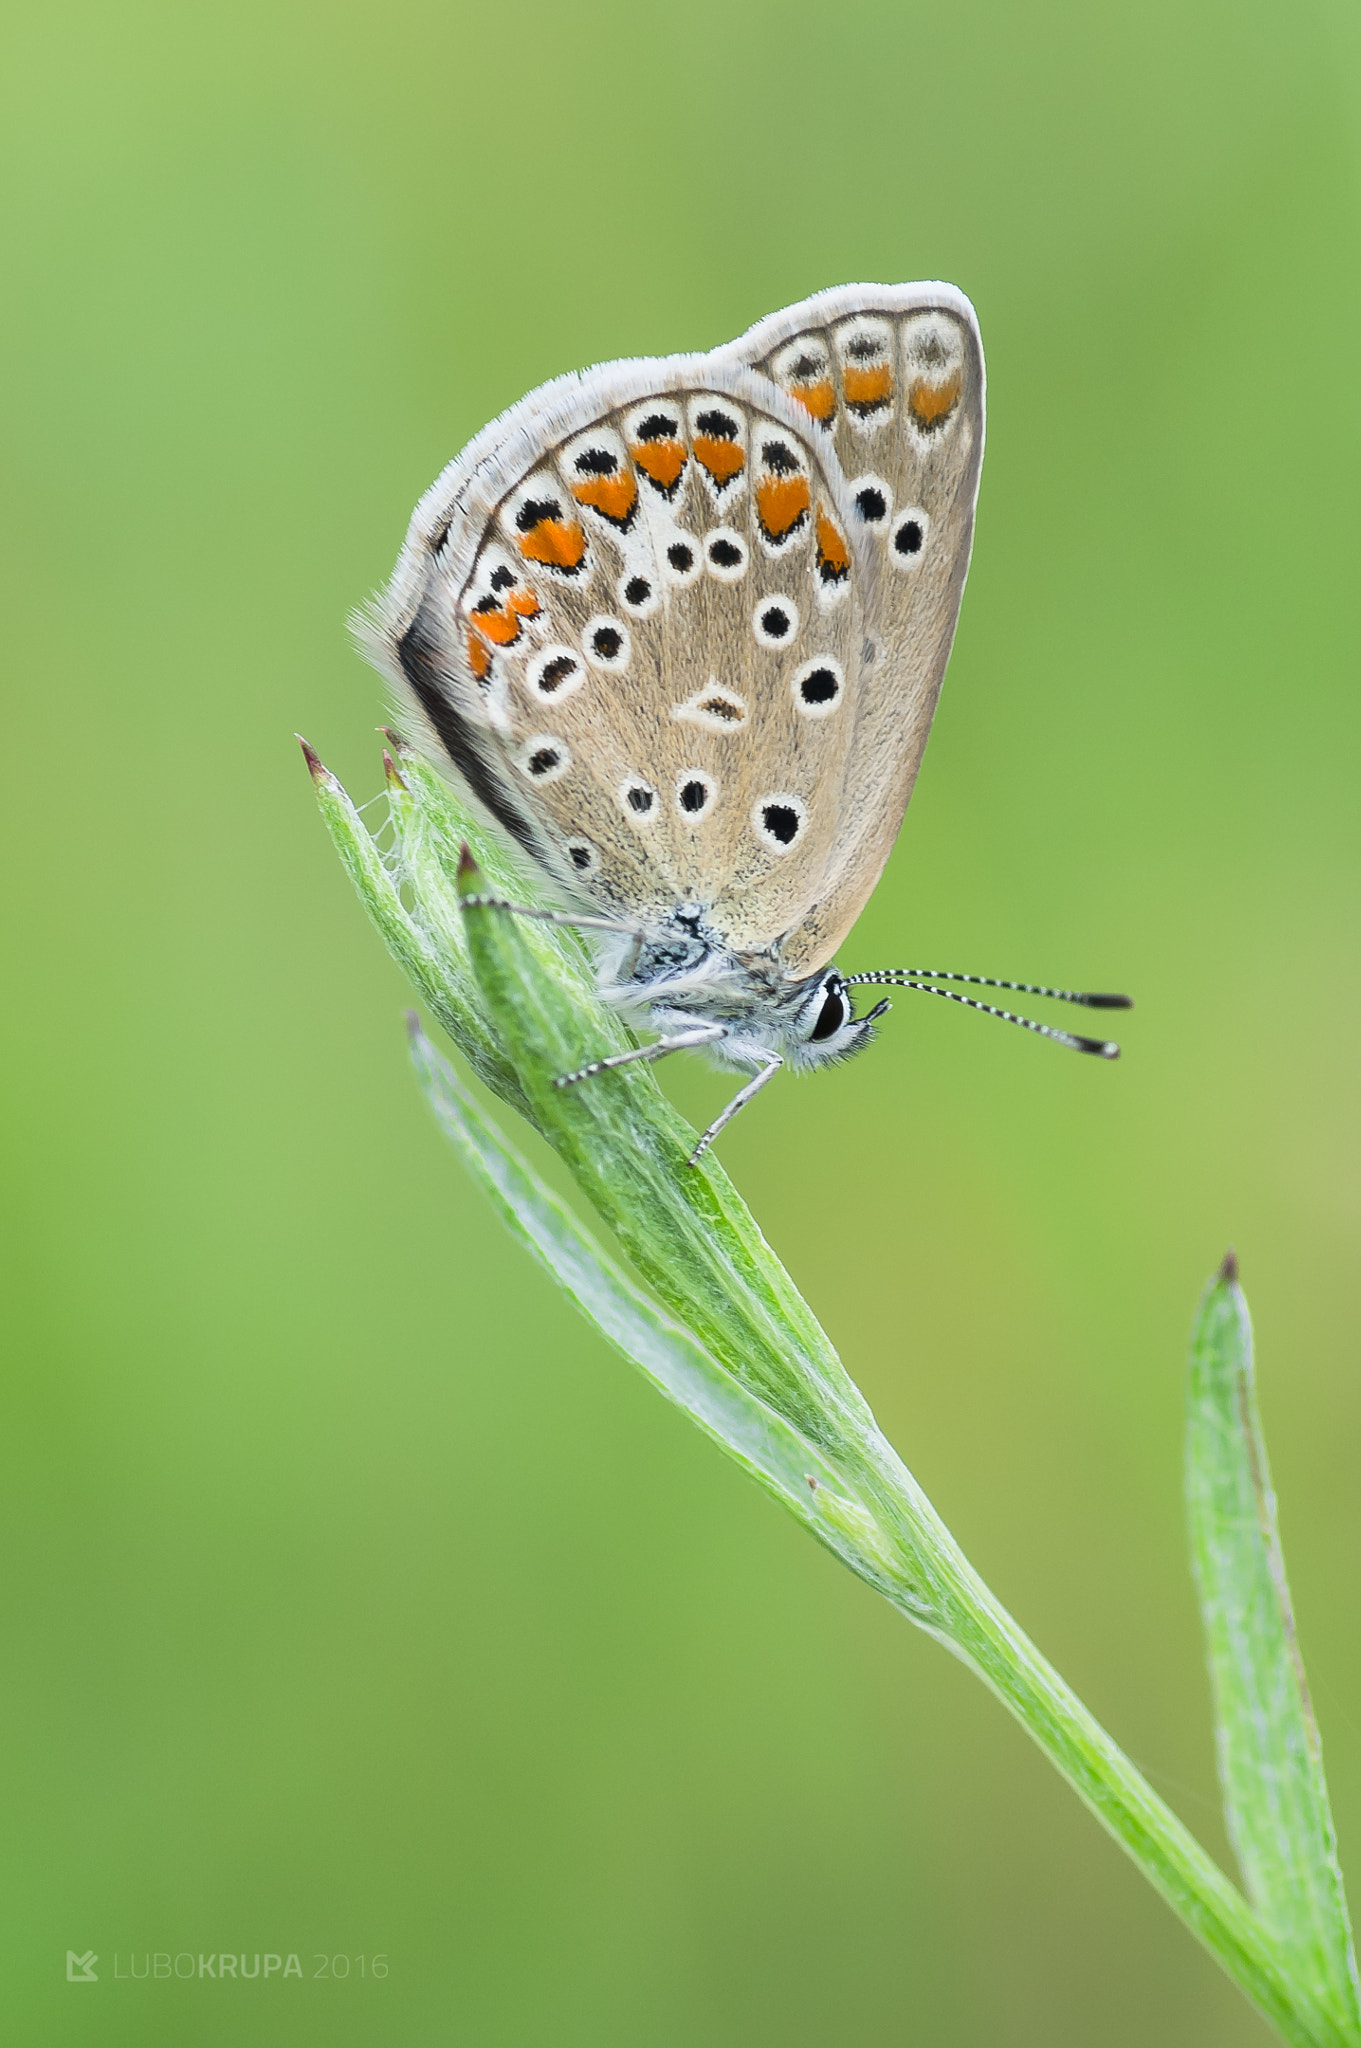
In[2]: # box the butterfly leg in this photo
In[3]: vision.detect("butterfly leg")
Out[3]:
[554,1021,729,1094]
[688,1054,783,1167]
[458,894,644,938]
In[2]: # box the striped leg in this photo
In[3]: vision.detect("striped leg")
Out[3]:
[554,1021,729,1092]
[458,894,643,938]
[688,1054,782,1166]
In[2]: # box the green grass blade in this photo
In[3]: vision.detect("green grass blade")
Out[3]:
[450,846,878,1458]
[1187,1254,1361,2034]
[309,736,1355,2046]
[408,1017,906,1592]
[302,741,530,1118]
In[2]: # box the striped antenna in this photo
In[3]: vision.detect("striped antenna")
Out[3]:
[841,970,1133,1058]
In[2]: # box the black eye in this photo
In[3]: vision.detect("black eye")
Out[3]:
[809,982,848,1042]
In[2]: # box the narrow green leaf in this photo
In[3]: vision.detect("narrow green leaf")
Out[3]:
[311,735,1356,2047]
[303,741,530,1117]
[1187,1253,1361,2035]
[408,1018,906,1594]
[452,846,879,1457]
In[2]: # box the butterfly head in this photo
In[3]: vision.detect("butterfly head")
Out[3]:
[783,970,891,1071]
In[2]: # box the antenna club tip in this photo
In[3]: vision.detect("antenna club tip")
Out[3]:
[1082,992,1134,1009]
[1218,1246,1239,1286]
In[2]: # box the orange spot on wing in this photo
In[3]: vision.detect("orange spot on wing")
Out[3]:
[789,378,836,423]
[570,471,638,527]
[816,506,850,582]
[478,610,520,644]
[466,630,492,679]
[843,362,893,414]
[630,439,687,491]
[756,473,811,541]
[908,369,962,429]
[693,435,745,487]
[517,518,587,571]
[470,581,539,645]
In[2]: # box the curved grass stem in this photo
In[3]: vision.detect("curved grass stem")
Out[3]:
[305,734,1358,2048]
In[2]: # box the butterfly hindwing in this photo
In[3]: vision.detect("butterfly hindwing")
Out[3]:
[369,356,872,954]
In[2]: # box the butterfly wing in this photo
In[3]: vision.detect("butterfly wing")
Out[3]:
[365,354,874,956]
[723,283,985,975]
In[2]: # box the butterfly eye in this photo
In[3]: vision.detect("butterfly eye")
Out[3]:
[809,979,849,1042]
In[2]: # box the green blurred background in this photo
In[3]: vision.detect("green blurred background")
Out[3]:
[3,0,1358,2040]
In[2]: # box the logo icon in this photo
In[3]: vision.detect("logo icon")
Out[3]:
[66,1951,97,1982]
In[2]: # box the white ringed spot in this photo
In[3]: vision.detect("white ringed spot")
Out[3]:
[848,474,893,528]
[753,595,800,648]
[661,532,702,585]
[675,769,718,822]
[582,615,632,669]
[516,735,571,784]
[672,683,748,732]
[752,792,808,852]
[526,645,583,702]
[889,506,930,570]
[619,776,659,826]
[791,656,845,719]
[703,527,748,582]
[617,571,660,619]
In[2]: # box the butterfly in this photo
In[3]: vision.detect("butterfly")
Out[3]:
[362,282,1129,1163]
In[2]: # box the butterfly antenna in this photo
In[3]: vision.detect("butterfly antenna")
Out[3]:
[841,971,1132,1058]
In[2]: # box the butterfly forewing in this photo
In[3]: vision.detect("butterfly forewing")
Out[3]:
[726,284,984,973]
[374,357,871,954]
